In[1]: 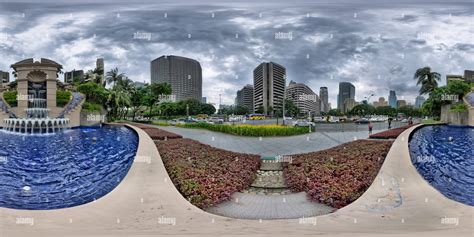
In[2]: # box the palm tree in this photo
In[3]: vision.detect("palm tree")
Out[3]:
[106,68,125,88]
[414,67,441,95]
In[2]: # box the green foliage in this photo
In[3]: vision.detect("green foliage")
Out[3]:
[326,109,344,116]
[3,91,17,107]
[82,102,102,112]
[178,122,310,137]
[56,90,71,107]
[397,106,422,117]
[414,67,441,95]
[348,104,375,116]
[157,99,216,116]
[285,99,300,117]
[446,80,471,99]
[449,103,468,112]
[374,106,396,116]
[77,82,108,104]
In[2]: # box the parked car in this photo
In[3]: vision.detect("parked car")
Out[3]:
[293,120,315,127]
[168,119,186,125]
[354,118,370,124]
[209,117,224,124]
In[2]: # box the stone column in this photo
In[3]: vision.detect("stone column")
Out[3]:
[46,70,57,109]
[16,71,29,118]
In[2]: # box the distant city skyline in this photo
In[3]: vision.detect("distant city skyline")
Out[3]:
[0,1,472,107]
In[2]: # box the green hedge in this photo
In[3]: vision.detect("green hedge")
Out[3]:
[177,122,309,137]
[3,91,17,107]
[82,102,102,112]
[56,90,71,107]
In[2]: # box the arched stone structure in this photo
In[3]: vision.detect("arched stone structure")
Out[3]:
[10,58,62,118]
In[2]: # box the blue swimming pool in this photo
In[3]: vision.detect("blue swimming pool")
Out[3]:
[0,125,138,209]
[409,125,473,206]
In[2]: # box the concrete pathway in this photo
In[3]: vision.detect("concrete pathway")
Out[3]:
[206,192,335,219]
[2,124,471,236]
[154,125,388,157]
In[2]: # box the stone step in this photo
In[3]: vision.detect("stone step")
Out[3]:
[259,161,283,171]
[251,170,287,189]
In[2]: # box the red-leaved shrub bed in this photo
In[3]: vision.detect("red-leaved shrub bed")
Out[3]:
[128,123,183,140]
[369,124,417,139]
[284,140,393,208]
[156,138,260,208]
[141,127,182,140]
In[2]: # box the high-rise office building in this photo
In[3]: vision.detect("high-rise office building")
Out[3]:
[319,87,329,113]
[201,97,207,104]
[343,98,359,113]
[253,62,286,116]
[151,55,202,101]
[64,69,84,84]
[415,95,426,108]
[0,70,9,83]
[464,70,474,83]
[373,97,388,108]
[389,90,397,108]
[337,82,355,111]
[287,81,320,115]
[96,58,104,84]
[236,84,254,113]
[397,100,407,108]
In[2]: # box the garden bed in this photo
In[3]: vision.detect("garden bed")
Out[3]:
[177,122,309,137]
[369,124,417,139]
[156,138,260,208]
[284,140,393,208]
[127,123,182,140]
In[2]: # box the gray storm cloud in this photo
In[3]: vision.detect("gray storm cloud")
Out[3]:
[0,1,472,106]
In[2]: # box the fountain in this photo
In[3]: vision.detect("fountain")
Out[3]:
[0,58,75,134]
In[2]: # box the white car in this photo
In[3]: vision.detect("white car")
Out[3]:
[293,120,315,127]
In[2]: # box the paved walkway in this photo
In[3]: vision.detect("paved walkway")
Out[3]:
[154,125,390,157]
[206,192,335,219]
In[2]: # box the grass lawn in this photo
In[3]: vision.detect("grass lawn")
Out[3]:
[177,122,310,137]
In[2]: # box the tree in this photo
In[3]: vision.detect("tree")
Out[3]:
[284,99,300,117]
[143,83,172,119]
[233,105,249,115]
[414,67,441,95]
[106,68,126,88]
[348,104,375,116]
[375,106,396,116]
[446,80,471,100]
[77,82,108,104]
[255,105,264,114]
[130,87,147,120]
[327,109,343,116]
[200,103,216,115]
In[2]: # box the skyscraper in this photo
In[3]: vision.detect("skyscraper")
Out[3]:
[150,55,202,101]
[0,70,9,83]
[96,58,104,84]
[373,97,388,108]
[337,82,355,111]
[236,84,254,113]
[415,95,426,108]
[253,62,286,116]
[64,69,84,84]
[389,90,397,108]
[287,81,320,115]
[319,87,329,113]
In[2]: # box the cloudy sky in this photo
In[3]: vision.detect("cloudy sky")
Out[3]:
[0,1,472,107]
